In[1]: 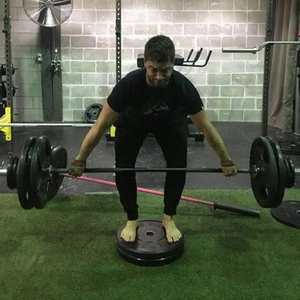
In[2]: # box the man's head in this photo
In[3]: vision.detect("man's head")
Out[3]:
[144,35,175,89]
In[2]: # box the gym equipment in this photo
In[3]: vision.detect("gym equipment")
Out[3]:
[271,201,300,229]
[223,39,300,136]
[23,0,73,27]
[84,103,103,123]
[0,64,16,75]
[0,135,298,211]
[222,41,300,54]
[137,49,212,68]
[116,219,184,266]
[61,175,261,217]
[1,134,299,265]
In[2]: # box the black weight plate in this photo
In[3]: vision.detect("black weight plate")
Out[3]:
[7,156,19,189]
[12,156,19,189]
[17,136,37,209]
[116,219,184,266]
[271,201,300,229]
[250,136,279,208]
[84,103,103,123]
[47,146,68,201]
[284,157,295,188]
[30,136,52,209]
[266,137,285,207]
[6,155,15,189]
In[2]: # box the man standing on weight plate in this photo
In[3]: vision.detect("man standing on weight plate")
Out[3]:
[69,35,237,243]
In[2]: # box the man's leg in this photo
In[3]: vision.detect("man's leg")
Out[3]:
[114,127,148,242]
[154,125,187,243]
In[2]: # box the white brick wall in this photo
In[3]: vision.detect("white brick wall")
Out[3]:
[0,0,267,122]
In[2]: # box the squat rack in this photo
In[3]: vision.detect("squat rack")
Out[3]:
[1,0,13,144]
[223,0,300,137]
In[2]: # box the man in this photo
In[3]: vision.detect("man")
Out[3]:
[69,35,237,243]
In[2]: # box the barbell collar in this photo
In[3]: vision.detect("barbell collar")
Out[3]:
[50,167,255,174]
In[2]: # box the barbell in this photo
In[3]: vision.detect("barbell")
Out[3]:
[0,135,297,211]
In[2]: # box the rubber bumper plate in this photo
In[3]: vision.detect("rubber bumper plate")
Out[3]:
[116,219,184,266]
[271,201,300,229]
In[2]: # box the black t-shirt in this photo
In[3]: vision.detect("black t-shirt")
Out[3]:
[107,68,204,128]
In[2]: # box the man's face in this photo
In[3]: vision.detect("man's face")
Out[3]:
[144,60,174,89]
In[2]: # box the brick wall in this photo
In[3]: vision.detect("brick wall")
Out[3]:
[0,0,267,122]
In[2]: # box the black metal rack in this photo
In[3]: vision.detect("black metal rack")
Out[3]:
[0,0,13,144]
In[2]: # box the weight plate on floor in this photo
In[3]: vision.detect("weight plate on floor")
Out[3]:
[116,219,184,266]
[283,157,295,188]
[7,155,19,189]
[271,201,300,229]
[17,136,37,209]
[250,136,280,208]
[266,137,285,207]
[47,145,68,201]
[84,103,103,123]
[30,136,52,209]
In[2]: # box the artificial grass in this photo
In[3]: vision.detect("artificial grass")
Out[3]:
[0,189,300,300]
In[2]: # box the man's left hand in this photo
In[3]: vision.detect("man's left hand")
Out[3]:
[221,160,237,177]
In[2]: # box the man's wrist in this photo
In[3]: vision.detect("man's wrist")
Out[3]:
[221,159,235,167]
[73,159,86,166]
[75,157,86,162]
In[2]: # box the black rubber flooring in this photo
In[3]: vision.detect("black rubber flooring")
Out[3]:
[1,122,299,195]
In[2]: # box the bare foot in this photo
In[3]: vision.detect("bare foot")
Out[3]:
[120,220,138,242]
[162,214,182,243]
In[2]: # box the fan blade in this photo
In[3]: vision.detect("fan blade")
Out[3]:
[23,0,73,27]
[52,0,72,6]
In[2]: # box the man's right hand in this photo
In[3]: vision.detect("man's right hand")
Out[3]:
[69,159,86,177]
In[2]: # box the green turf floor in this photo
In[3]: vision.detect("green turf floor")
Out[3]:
[0,189,300,300]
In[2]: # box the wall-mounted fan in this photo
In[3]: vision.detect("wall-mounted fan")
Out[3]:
[23,0,73,27]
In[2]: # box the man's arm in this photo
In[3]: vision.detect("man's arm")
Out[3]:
[189,110,237,176]
[75,101,120,161]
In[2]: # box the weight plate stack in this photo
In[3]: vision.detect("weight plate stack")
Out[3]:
[6,155,19,189]
[249,136,281,208]
[17,136,37,209]
[47,145,68,201]
[116,219,184,266]
[29,136,52,209]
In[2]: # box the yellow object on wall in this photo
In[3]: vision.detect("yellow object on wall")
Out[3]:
[0,107,12,141]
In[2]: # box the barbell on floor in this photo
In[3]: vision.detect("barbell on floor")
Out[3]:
[0,135,297,211]
[62,174,261,217]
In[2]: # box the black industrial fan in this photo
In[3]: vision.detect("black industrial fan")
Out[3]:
[23,0,73,27]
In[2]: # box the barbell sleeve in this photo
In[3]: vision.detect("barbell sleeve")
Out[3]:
[213,202,260,217]
[0,169,7,176]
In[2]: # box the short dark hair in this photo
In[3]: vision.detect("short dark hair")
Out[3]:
[144,35,175,63]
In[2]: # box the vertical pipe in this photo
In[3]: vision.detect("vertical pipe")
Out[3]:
[40,26,63,121]
[116,0,122,83]
[3,0,13,147]
[261,0,275,136]
[294,37,300,133]
[4,0,13,110]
